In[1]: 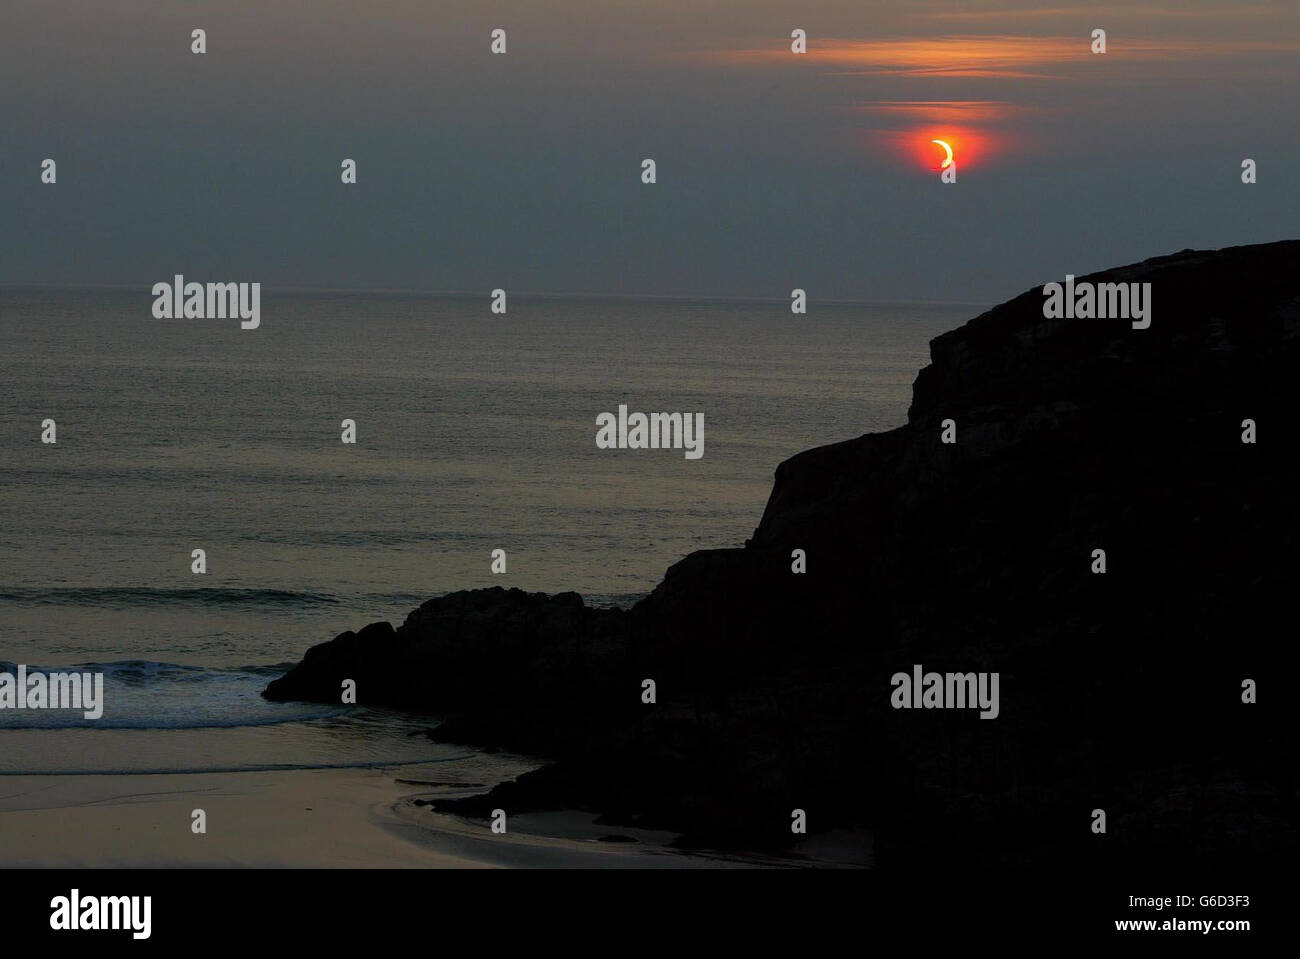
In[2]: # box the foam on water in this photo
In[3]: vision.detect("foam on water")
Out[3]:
[0,660,338,729]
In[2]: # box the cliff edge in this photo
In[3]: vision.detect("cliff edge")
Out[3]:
[267,241,1300,867]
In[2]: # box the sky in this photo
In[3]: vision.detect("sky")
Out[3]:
[1,0,1297,303]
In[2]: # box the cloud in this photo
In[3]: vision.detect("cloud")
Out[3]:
[697,35,1300,80]
[853,100,1034,124]
[920,3,1291,24]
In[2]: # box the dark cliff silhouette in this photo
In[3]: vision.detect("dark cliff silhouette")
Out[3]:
[266,240,1300,869]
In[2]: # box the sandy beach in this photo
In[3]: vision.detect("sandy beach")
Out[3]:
[0,768,482,868]
[0,766,871,869]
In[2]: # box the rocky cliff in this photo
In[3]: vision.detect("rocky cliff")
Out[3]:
[266,240,1300,867]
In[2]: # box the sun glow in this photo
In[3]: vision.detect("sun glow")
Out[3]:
[854,102,1011,172]
[874,128,1002,173]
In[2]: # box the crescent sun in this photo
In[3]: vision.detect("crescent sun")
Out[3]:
[932,139,954,169]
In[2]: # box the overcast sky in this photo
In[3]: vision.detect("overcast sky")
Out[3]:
[2,0,1296,303]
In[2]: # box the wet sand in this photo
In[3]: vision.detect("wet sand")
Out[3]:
[0,766,870,868]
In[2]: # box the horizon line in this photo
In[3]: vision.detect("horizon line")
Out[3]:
[0,280,989,310]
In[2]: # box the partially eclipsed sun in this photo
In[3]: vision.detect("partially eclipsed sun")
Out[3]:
[872,128,996,172]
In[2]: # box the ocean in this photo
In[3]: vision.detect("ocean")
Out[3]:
[0,288,966,775]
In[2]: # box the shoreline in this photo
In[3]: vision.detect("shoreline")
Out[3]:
[386,799,872,869]
[0,764,870,869]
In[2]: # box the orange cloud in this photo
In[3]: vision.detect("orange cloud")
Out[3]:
[685,30,1300,171]
[699,35,1300,79]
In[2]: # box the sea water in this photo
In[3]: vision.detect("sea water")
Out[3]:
[0,287,966,774]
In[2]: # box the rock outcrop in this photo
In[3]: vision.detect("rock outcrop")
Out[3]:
[267,241,1300,867]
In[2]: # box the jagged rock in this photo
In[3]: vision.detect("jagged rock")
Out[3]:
[267,241,1300,867]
